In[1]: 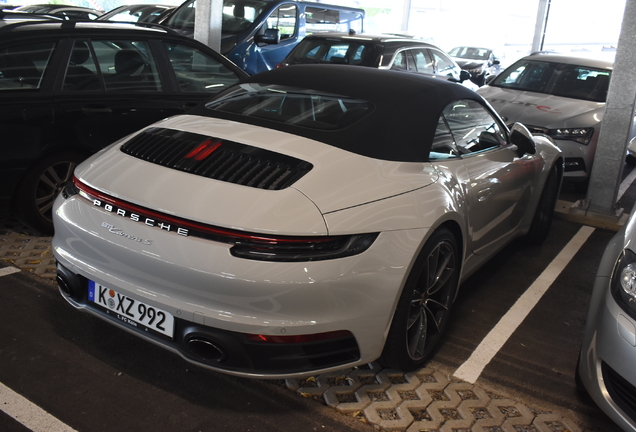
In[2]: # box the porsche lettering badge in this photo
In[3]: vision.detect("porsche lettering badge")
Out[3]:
[91,198,189,238]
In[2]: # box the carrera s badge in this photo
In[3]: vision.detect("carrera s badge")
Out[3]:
[101,222,153,245]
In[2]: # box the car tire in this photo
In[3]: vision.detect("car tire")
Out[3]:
[14,152,85,235]
[526,164,559,245]
[380,227,460,371]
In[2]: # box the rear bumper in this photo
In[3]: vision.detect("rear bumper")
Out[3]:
[56,262,361,377]
[52,193,423,378]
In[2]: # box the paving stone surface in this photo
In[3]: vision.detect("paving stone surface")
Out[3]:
[0,219,56,280]
[0,217,603,432]
[284,363,586,432]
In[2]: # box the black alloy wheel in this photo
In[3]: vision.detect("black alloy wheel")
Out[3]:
[381,227,460,371]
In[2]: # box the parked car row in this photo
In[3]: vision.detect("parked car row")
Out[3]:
[278,32,476,90]
[2,4,635,431]
[0,4,488,235]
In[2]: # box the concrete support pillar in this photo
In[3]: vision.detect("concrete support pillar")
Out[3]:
[401,0,412,32]
[585,0,635,216]
[531,0,550,53]
[193,0,223,52]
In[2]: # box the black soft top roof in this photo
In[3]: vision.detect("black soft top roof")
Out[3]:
[190,64,489,162]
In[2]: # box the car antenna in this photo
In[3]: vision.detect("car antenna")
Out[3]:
[349,29,356,35]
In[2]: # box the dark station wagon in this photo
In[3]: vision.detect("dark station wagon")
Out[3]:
[0,20,247,233]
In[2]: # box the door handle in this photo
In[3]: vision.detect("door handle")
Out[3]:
[477,188,492,202]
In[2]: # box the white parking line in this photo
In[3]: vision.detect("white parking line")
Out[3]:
[0,382,78,432]
[0,267,21,277]
[453,225,596,384]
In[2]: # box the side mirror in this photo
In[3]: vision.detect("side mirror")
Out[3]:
[493,59,500,65]
[256,28,280,44]
[509,122,536,157]
[459,70,471,82]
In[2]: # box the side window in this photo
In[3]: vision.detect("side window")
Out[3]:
[442,99,507,154]
[391,51,407,71]
[266,4,297,39]
[430,50,458,77]
[0,42,55,90]
[92,40,162,92]
[411,49,434,74]
[164,42,241,94]
[305,7,339,34]
[304,45,321,59]
[430,116,459,160]
[64,40,101,91]
[391,50,417,71]
[325,44,350,64]
[350,44,366,65]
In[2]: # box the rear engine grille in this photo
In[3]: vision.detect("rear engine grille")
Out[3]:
[120,128,312,190]
[602,361,636,422]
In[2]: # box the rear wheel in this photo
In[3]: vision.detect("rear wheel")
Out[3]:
[14,152,85,234]
[526,164,559,245]
[380,228,460,371]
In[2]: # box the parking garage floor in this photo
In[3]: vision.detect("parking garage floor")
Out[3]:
[0,183,632,432]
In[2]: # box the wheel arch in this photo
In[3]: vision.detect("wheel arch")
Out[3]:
[379,219,464,370]
[395,216,465,311]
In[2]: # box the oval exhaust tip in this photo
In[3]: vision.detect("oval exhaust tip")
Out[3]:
[56,274,72,297]
[187,338,226,362]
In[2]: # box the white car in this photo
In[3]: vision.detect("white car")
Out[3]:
[53,65,563,378]
[478,53,614,183]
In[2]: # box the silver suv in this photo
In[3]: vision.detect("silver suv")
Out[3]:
[478,53,617,183]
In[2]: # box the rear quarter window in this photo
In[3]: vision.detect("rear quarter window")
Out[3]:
[0,42,55,90]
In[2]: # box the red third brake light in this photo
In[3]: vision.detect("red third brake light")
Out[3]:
[183,139,222,161]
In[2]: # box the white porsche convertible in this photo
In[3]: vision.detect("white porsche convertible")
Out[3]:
[53,65,563,378]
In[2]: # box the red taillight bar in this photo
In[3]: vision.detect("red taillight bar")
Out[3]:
[72,176,333,246]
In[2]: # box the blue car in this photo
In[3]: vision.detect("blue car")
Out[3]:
[160,0,365,74]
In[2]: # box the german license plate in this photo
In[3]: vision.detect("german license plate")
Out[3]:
[88,280,174,338]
